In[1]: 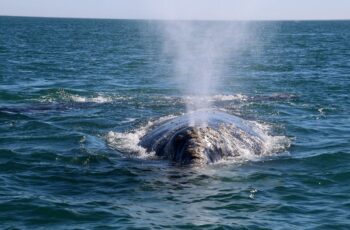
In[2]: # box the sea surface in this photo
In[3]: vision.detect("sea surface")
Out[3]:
[0,16,349,229]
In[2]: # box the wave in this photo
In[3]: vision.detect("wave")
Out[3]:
[69,95,112,103]
[162,93,297,105]
[37,91,296,107]
[183,94,248,103]
[38,89,131,104]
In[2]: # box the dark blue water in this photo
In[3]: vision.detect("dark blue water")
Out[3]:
[0,16,349,229]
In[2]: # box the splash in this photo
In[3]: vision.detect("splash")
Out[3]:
[106,114,177,159]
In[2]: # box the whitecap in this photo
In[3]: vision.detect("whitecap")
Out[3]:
[70,95,112,103]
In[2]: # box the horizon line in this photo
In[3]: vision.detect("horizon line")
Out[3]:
[1,14,350,22]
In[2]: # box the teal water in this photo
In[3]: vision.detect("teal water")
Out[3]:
[0,16,350,229]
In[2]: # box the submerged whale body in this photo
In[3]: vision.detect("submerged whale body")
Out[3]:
[139,110,268,165]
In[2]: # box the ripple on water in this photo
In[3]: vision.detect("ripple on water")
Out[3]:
[0,18,350,229]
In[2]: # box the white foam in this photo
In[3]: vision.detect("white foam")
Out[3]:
[246,121,291,155]
[106,114,177,159]
[70,95,112,103]
[106,130,152,158]
[182,94,248,104]
[39,90,131,104]
[120,118,137,124]
[211,94,248,102]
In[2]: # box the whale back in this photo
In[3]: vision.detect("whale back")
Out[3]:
[139,111,266,164]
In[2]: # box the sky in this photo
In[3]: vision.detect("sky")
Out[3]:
[0,0,349,21]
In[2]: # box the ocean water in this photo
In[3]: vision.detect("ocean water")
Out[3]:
[0,16,350,229]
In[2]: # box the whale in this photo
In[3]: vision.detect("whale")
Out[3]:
[139,110,268,165]
[0,102,97,114]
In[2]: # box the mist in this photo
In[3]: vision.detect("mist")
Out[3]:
[159,20,253,123]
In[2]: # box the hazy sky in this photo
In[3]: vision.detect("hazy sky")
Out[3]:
[0,0,349,20]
